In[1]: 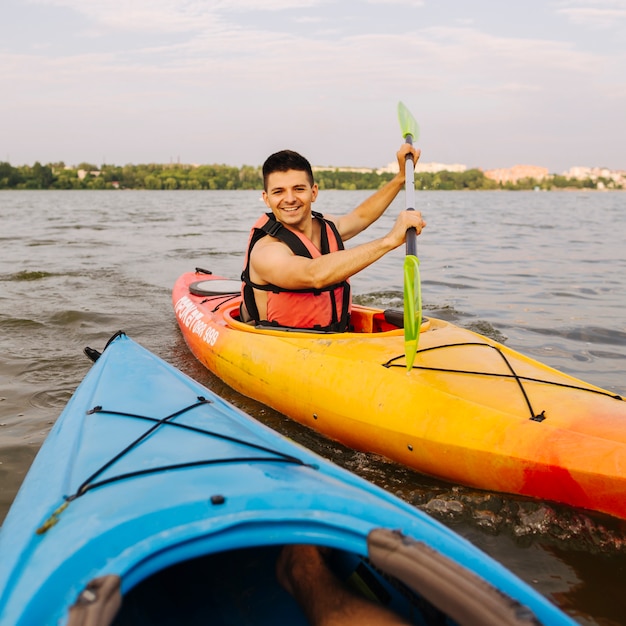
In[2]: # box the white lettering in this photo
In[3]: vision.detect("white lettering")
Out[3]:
[203,326,219,346]
[175,295,219,346]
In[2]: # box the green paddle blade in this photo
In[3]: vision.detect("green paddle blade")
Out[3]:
[398,101,420,142]
[403,254,422,371]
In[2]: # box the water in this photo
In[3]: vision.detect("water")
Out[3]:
[1,189,625,624]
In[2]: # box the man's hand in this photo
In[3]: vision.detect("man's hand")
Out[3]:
[384,210,426,249]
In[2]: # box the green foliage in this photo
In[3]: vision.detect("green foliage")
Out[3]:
[415,169,498,191]
[315,169,395,190]
[0,161,618,191]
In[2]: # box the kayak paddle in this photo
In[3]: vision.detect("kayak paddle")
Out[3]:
[397,101,422,371]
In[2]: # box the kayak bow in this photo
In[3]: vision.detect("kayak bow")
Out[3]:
[0,333,575,625]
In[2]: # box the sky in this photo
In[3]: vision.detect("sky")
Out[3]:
[2,0,625,173]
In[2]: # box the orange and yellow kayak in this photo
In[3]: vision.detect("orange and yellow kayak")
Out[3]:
[173,270,626,520]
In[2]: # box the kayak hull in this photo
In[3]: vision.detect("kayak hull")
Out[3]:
[173,270,626,520]
[0,333,575,625]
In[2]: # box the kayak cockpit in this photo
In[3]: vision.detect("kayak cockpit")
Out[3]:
[69,530,542,626]
[223,301,430,336]
[185,272,430,336]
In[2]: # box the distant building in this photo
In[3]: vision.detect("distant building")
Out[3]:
[77,169,101,181]
[484,165,549,184]
[562,166,626,186]
[377,162,467,175]
[312,166,375,174]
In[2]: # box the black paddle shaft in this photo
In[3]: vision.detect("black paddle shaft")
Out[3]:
[404,135,418,257]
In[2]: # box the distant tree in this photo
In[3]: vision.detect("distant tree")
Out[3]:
[52,169,80,189]
[144,175,162,190]
[239,165,262,189]
[0,162,22,188]
[461,169,495,190]
[101,165,124,184]
[76,162,98,172]
[30,162,56,189]
[89,176,106,189]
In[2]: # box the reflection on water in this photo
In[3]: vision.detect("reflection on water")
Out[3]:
[1,190,626,625]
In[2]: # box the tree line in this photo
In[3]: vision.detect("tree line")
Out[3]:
[0,161,616,191]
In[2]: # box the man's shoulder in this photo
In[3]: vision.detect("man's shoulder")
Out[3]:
[251,234,295,257]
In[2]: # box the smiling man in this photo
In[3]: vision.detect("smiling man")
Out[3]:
[240,145,426,331]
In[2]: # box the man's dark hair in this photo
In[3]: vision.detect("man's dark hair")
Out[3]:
[262,150,314,191]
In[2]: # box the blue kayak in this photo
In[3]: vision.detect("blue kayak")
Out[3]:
[0,332,575,625]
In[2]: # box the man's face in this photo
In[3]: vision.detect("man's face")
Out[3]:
[262,169,318,229]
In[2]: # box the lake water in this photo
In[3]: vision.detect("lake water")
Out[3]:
[1,189,625,624]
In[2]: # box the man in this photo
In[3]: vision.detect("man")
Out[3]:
[241,144,426,330]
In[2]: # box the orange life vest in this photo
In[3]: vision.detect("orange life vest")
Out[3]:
[241,212,351,332]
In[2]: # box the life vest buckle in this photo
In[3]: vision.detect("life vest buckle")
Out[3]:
[264,220,283,238]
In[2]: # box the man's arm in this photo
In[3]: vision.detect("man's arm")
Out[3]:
[250,210,426,291]
[331,144,420,241]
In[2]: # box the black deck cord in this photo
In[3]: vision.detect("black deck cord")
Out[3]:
[71,397,210,498]
[383,342,623,421]
[69,456,303,498]
[209,293,240,311]
[67,398,310,501]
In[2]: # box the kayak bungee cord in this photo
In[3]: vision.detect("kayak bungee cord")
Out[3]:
[199,293,239,309]
[78,397,213,494]
[383,342,624,422]
[36,398,313,535]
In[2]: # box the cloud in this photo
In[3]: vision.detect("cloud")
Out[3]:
[3,1,625,169]
[556,0,626,27]
[366,0,425,6]
[1,12,615,124]
[24,0,328,33]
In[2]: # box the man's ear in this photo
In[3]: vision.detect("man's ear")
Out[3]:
[262,190,270,208]
[311,184,319,202]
